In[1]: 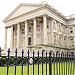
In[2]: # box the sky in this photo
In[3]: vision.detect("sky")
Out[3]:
[0,0,75,49]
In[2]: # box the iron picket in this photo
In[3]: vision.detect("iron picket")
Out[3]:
[49,51,52,75]
[7,48,10,75]
[33,50,34,75]
[46,51,47,75]
[21,49,24,75]
[38,51,39,75]
[14,48,17,75]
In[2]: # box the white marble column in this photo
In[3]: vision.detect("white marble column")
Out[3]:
[10,25,14,49]
[50,19,54,45]
[33,18,36,46]
[57,22,59,46]
[17,23,20,48]
[4,27,7,50]
[66,27,69,48]
[43,15,47,44]
[25,21,28,47]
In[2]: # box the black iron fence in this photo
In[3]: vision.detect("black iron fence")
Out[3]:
[0,48,75,75]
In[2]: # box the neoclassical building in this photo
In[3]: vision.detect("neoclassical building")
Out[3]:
[3,1,75,55]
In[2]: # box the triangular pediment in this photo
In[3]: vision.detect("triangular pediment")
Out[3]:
[3,3,42,22]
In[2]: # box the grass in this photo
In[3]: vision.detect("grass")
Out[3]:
[0,62,75,75]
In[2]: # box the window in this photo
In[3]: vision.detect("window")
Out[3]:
[21,25,25,34]
[53,21,56,29]
[69,37,74,47]
[21,29,25,34]
[54,22,55,24]
[14,26,17,35]
[20,22,25,34]
[59,24,61,32]
[63,26,65,33]
[37,25,40,31]
[54,35,56,45]
[47,24,49,28]
[47,35,49,44]
[69,27,73,33]
[28,37,31,45]
[70,38,74,45]
[15,30,17,35]
[64,37,66,47]
[59,37,61,46]
[29,27,31,32]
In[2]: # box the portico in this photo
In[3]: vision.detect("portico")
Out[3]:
[4,15,49,50]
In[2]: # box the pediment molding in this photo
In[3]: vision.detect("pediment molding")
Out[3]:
[3,3,42,23]
[3,2,67,23]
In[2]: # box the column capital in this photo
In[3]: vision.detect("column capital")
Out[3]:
[11,25,13,27]
[43,14,47,18]
[25,20,27,23]
[24,20,27,23]
[17,22,21,25]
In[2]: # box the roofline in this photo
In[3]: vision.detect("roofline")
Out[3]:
[3,2,67,23]
[3,3,42,22]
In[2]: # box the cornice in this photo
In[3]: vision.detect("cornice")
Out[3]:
[45,4,66,20]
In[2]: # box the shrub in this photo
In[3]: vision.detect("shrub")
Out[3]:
[24,58,27,64]
[10,57,14,64]
[1,57,6,65]
[17,57,22,64]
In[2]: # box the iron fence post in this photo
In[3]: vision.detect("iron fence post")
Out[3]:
[56,52,58,75]
[14,48,18,75]
[37,51,39,75]
[49,51,52,75]
[33,50,34,75]
[42,50,44,75]
[53,53,55,75]
[46,51,47,75]
[65,54,67,75]
[73,54,75,75]
[28,49,29,75]
[58,53,60,75]
[21,49,24,75]
[7,48,10,75]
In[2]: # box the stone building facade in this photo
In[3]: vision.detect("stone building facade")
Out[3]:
[3,1,75,55]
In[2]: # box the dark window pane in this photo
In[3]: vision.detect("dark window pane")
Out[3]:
[28,37,31,45]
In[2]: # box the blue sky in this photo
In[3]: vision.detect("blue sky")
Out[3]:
[0,0,75,49]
